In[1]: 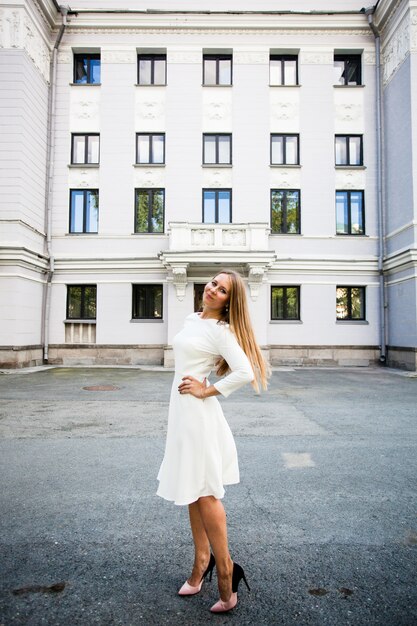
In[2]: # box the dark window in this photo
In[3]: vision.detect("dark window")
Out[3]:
[135,189,164,233]
[74,54,101,84]
[69,190,99,233]
[203,134,232,164]
[138,54,166,85]
[334,54,361,86]
[67,285,97,319]
[270,55,298,85]
[336,190,365,235]
[271,286,300,320]
[336,286,365,320]
[271,190,300,234]
[203,55,232,85]
[203,189,231,223]
[71,134,100,164]
[132,284,163,319]
[271,134,299,165]
[136,133,165,164]
[335,135,363,166]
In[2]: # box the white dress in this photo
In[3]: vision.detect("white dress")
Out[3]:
[157,312,254,506]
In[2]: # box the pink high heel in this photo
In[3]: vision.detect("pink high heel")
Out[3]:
[210,562,250,613]
[178,553,215,596]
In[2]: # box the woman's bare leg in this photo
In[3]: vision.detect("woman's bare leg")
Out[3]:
[197,496,233,601]
[187,501,211,586]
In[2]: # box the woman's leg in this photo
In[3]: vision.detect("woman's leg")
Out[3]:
[187,501,211,586]
[197,496,233,601]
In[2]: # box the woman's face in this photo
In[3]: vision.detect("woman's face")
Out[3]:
[203,273,231,314]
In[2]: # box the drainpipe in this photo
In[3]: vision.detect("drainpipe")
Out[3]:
[42,5,69,363]
[365,6,387,364]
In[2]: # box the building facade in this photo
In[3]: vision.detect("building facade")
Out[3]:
[0,0,416,370]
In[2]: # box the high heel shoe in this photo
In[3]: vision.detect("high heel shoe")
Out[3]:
[178,553,216,596]
[210,562,250,613]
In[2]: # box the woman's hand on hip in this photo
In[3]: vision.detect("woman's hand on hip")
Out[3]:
[178,375,207,399]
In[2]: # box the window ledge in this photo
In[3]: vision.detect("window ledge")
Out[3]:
[333,84,365,88]
[66,233,98,236]
[202,164,232,168]
[269,84,301,88]
[69,83,101,87]
[270,164,301,168]
[335,165,366,170]
[131,232,167,236]
[68,163,99,168]
[135,83,167,87]
[202,84,232,88]
[336,320,369,324]
[130,318,164,323]
[335,233,368,237]
[270,233,302,236]
[64,319,97,324]
[270,320,303,324]
[133,163,166,167]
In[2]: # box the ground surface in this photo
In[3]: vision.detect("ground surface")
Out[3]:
[0,366,416,625]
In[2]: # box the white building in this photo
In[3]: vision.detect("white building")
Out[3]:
[1,0,416,370]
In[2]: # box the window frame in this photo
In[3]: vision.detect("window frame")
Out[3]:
[66,284,97,320]
[335,135,363,166]
[271,286,301,321]
[202,189,232,223]
[203,54,233,86]
[136,133,166,164]
[336,286,366,321]
[335,190,365,235]
[69,189,99,234]
[334,54,362,86]
[134,188,165,233]
[269,54,299,86]
[202,133,232,165]
[137,54,167,85]
[271,189,301,234]
[270,133,300,165]
[71,133,100,165]
[132,284,163,320]
[73,53,101,85]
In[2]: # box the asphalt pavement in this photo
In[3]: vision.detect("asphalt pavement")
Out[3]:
[0,365,416,626]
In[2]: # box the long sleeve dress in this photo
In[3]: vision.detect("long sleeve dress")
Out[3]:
[156,312,254,506]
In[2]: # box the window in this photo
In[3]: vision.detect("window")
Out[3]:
[271,134,299,165]
[135,189,164,233]
[203,55,232,85]
[138,54,166,85]
[132,284,163,319]
[334,54,361,86]
[136,133,165,164]
[271,286,300,320]
[67,285,97,320]
[270,55,298,85]
[336,190,365,235]
[271,190,300,234]
[73,53,101,84]
[69,190,99,233]
[203,189,231,223]
[71,134,100,164]
[203,134,232,165]
[336,286,365,320]
[335,135,363,166]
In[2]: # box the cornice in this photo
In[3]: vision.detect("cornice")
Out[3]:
[64,26,372,37]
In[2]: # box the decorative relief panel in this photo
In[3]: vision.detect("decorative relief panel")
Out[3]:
[57,50,71,63]
[134,168,164,188]
[335,103,361,122]
[271,100,298,121]
[335,169,365,189]
[203,89,232,132]
[203,168,232,188]
[70,87,100,131]
[364,51,376,65]
[191,228,215,246]
[0,8,51,82]
[300,51,333,65]
[102,50,136,63]
[135,89,165,128]
[222,229,246,247]
[270,168,300,189]
[169,51,201,64]
[382,11,410,85]
[234,51,269,65]
[69,168,100,188]
[333,87,364,133]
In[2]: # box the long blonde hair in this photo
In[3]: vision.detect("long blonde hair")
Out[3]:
[212,269,270,393]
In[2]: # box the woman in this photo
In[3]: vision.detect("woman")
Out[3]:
[157,269,269,613]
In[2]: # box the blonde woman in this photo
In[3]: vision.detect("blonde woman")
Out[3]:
[157,270,269,613]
